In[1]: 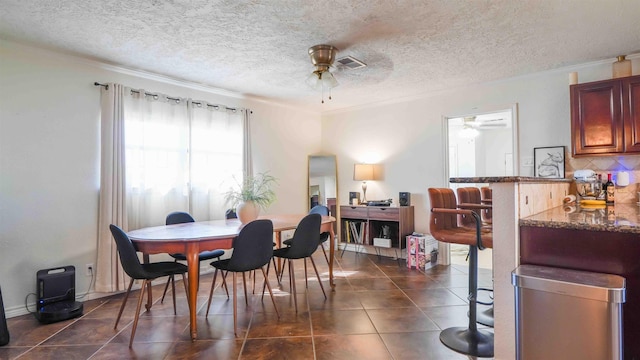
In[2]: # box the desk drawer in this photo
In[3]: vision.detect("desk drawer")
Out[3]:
[368,207,399,221]
[340,206,368,219]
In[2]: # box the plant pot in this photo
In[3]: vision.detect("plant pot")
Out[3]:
[236,201,260,224]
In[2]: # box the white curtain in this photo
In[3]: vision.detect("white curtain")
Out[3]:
[189,102,244,220]
[124,90,191,228]
[95,83,128,293]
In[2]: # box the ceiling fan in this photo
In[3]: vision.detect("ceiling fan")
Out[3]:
[464,116,507,129]
[305,44,368,103]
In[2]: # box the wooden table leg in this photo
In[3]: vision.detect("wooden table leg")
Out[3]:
[275,231,282,276]
[329,227,335,288]
[143,254,153,310]
[186,243,199,341]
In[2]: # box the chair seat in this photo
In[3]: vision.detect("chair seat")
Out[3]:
[433,228,493,248]
[210,258,232,271]
[170,249,225,262]
[273,247,307,260]
[141,262,189,279]
[283,232,328,247]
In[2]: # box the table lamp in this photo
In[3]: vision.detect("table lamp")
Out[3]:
[353,163,380,203]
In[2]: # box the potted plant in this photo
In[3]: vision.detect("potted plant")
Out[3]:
[224,172,277,223]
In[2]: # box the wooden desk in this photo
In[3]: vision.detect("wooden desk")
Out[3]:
[127,214,336,340]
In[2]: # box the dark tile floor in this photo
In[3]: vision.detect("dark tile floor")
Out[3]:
[1,251,494,359]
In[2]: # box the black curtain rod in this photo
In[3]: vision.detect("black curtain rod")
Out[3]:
[93,82,248,113]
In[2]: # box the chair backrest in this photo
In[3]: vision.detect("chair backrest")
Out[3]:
[227,219,274,272]
[166,211,195,225]
[225,209,238,219]
[109,224,147,279]
[309,205,329,216]
[456,187,482,228]
[480,187,493,222]
[428,188,460,234]
[481,187,492,201]
[287,213,322,258]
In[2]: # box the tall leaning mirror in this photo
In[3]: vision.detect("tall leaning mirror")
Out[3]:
[308,155,338,217]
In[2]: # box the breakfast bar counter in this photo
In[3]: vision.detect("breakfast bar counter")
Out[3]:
[520,203,640,359]
[520,202,640,233]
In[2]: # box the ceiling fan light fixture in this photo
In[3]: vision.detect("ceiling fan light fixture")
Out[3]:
[307,44,339,102]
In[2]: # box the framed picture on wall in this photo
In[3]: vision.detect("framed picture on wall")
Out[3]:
[534,146,565,178]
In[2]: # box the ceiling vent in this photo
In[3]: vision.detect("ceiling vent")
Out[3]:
[336,56,367,70]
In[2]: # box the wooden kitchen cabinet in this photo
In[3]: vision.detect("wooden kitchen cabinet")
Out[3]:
[570,74,640,156]
[339,205,414,251]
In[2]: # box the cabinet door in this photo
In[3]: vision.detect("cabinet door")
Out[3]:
[571,80,623,155]
[623,76,640,152]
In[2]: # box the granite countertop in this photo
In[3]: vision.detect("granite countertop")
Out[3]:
[450,176,573,184]
[520,203,640,234]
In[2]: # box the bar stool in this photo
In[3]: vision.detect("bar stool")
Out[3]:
[428,188,494,357]
[456,187,492,229]
[480,187,492,224]
[456,187,494,328]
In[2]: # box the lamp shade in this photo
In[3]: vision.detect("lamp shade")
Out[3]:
[354,164,381,181]
[306,70,339,91]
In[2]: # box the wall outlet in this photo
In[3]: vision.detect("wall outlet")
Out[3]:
[85,263,94,276]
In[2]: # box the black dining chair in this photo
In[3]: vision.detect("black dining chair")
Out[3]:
[272,213,327,313]
[109,224,189,348]
[283,205,331,265]
[160,211,227,303]
[205,219,279,336]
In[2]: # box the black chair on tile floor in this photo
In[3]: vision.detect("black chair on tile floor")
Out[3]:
[109,224,189,348]
[160,211,227,303]
[428,188,494,358]
[206,219,279,336]
[283,205,331,265]
[272,213,327,313]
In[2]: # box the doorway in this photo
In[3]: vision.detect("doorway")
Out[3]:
[444,107,518,269]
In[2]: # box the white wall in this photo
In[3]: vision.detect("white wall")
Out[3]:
[0,40,321,315]
[321,58,637,237]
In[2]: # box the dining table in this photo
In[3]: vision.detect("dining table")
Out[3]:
[126,214,336,341]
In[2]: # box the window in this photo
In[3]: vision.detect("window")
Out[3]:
[124,92,244,228]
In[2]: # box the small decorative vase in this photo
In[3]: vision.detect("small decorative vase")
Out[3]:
[236,201,259,224]
[613,55,632,79]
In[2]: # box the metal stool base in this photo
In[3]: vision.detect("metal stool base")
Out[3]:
[440,327,494,358]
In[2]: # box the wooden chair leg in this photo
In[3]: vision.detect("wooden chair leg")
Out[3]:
[309,256,327,299]
[320,244,330,265]
[289,260,298,313]
[242,272,248,305]
[232,272,238,337]
[181,273,189,301]
[160,275,172,304]
[304,258,308,288]
[206,269,220,317]
[129,279,148,348]
[261,259,271,301]
[115,278,135,329]
[260,266,279,318]
[171,274,177,315]
[221,271,229,298]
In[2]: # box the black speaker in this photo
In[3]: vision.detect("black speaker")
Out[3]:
[349,192,360,205]
[399,192,411,206]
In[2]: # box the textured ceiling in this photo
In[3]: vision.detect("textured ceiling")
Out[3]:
[1,0,639,112]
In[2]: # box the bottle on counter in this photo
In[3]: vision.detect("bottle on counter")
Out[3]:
[597,173,605,200]
[605,173,615,204]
